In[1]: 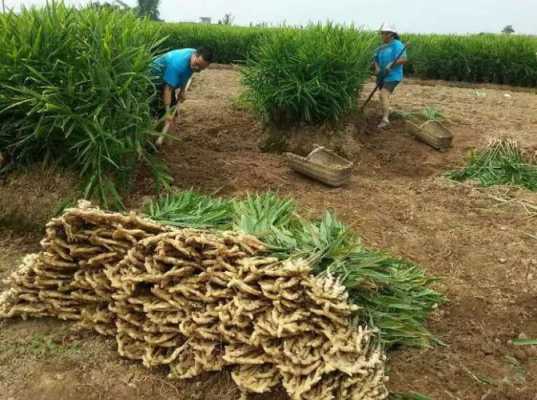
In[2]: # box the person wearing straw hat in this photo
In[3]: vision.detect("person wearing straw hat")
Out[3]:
[373,24,407,129]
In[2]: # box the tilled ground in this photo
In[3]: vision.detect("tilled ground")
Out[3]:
[1,69,536,400]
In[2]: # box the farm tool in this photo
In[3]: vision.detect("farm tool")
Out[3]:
[155,103,178,148]
[156,77,193,148]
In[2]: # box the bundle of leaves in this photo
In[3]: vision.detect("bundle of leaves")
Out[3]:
[448,138,537,191]
[241,24,375,125]
[146,191,444,348]
[0,3,169,208]
[396,106,446,123]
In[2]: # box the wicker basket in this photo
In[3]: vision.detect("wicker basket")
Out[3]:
[285,146,353,187]
[407,118,453,151]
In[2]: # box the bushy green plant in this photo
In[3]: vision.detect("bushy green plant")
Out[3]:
[241,24,376,124]
[0,3,169,208]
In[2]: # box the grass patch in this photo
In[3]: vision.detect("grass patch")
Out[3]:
[144,191,444,349]
[0,332,81,361]
[389,393,433,400]
[0,213,44,234]
[448,138,537,191]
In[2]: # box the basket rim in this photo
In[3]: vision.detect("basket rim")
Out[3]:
[285,148,353,171]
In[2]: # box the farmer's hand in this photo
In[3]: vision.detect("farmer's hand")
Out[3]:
[372,62,380,75]
[177,91,186,103]
[164,111,176,126]
[383,62,394,75]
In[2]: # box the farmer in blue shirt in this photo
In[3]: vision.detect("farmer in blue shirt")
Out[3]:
[152,47,213,146]
[373,24,407,129]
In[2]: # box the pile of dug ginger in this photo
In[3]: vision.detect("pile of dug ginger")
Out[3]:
[0,201,388,400]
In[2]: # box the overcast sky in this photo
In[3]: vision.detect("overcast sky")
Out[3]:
[4,0,536,34]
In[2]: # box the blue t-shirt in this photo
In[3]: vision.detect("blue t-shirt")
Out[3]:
[152,49,195,88]
[374,39,406,82]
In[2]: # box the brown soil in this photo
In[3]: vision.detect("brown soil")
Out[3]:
[0,165,78,233]
[1,69,537,400]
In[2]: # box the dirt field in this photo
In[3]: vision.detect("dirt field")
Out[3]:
[1,69,536,400]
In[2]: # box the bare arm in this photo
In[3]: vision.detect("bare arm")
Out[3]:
[385,57,407,72]
[176,84,187,103]
[162,85,174,113]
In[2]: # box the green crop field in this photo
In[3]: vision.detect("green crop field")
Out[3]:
[158,23,537,87]
[1,3,536,207]
[1,4,536,400]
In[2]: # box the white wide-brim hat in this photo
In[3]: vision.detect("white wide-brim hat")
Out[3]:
[379,23,398,34]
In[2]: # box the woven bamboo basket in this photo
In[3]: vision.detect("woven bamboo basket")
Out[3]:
[407,118,453,151]
[285,146,353,187]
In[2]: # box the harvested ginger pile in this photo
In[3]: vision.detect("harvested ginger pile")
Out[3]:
[0,201,388,400]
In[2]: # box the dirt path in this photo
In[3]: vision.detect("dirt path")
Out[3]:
[1,70,536,400]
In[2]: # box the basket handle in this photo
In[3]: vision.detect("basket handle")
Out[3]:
[308,145,326,160]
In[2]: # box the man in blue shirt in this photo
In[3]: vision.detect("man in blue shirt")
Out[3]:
[373,24,407,129]
[152,47,213,146]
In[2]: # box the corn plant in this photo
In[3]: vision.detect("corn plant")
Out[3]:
[0,3,169,208]
[241,24,376,125]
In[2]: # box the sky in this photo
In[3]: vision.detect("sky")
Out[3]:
[3,0,537,34]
